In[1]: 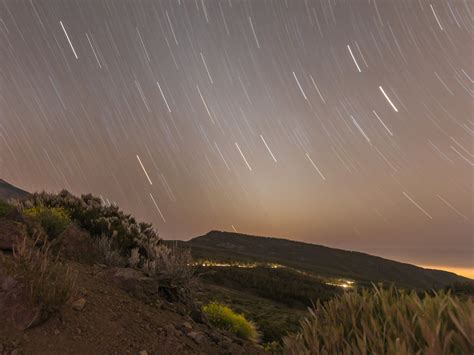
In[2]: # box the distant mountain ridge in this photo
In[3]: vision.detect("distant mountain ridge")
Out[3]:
[0,178,30,200]
[1,179,467,289]
[184,230,469,289]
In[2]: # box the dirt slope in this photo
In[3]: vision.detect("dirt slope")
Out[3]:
[0,219,266,355]
[0,259,266,355]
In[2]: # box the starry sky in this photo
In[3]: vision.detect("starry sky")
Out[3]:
[1,0,472,276]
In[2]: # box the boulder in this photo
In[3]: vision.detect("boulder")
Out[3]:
[187,331,207,345]
[72,297,87,311]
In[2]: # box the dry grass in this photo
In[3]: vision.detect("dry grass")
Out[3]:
[96,235,126,266]
[141,244,194,283]
[2,236,76,314]
[283,285,473,355]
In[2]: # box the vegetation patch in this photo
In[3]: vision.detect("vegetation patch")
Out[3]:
[2,237,76,314]
[196,283,305,344]
[197,265,340,308]
[23,206,70,240]
[203,302,259,342]
[18,191,160,254]
[16,191,195,304]
[0,199,13,217]
[284,285,473,354]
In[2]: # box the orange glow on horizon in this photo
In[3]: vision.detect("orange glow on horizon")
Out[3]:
[418,265,474,280]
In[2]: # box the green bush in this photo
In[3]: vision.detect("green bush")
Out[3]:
[0,199,13,217]
[23,206,70,239]
[284,285,473,354]
[203,302,259,342]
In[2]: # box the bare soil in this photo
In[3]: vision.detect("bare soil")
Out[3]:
[0,260,266,355]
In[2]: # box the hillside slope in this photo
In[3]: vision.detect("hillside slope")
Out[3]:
[0,260,263,354]
[0,179,30,201]
[185,231,468,289]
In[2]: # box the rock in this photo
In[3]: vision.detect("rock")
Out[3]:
[72,298,86,311]
[187,331,207,345]
[138,351,148,355]
[182,321,193,330]
[11,350,19,355]
[54,329,60,335]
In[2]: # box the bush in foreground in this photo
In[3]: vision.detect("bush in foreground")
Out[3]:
[2,237,76,314]
[203,302,259,342]
[283,285,473,354]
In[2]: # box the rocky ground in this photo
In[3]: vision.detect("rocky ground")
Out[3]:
[0,220,267,355]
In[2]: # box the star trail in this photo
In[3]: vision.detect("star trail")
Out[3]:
[1,0,472,276]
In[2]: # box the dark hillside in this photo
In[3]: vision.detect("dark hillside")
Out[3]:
[0,179,30,200]
[186,230,468,289]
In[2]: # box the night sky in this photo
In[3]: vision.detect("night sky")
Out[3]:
[1,0,472,276]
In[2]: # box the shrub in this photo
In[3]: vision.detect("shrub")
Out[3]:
[17,191,195,302]
[138,243,194,284]
[127,241,195,304]
[17,190,160,254]
[23,206,70,239]
[283,285,473,354]
[0,199,13,217]
[203,302,260,342]
[2,237,76,314]
[96,235,126,266]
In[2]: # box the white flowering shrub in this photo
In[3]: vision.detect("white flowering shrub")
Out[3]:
[96,235,126,266]
[129,241,193,285]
